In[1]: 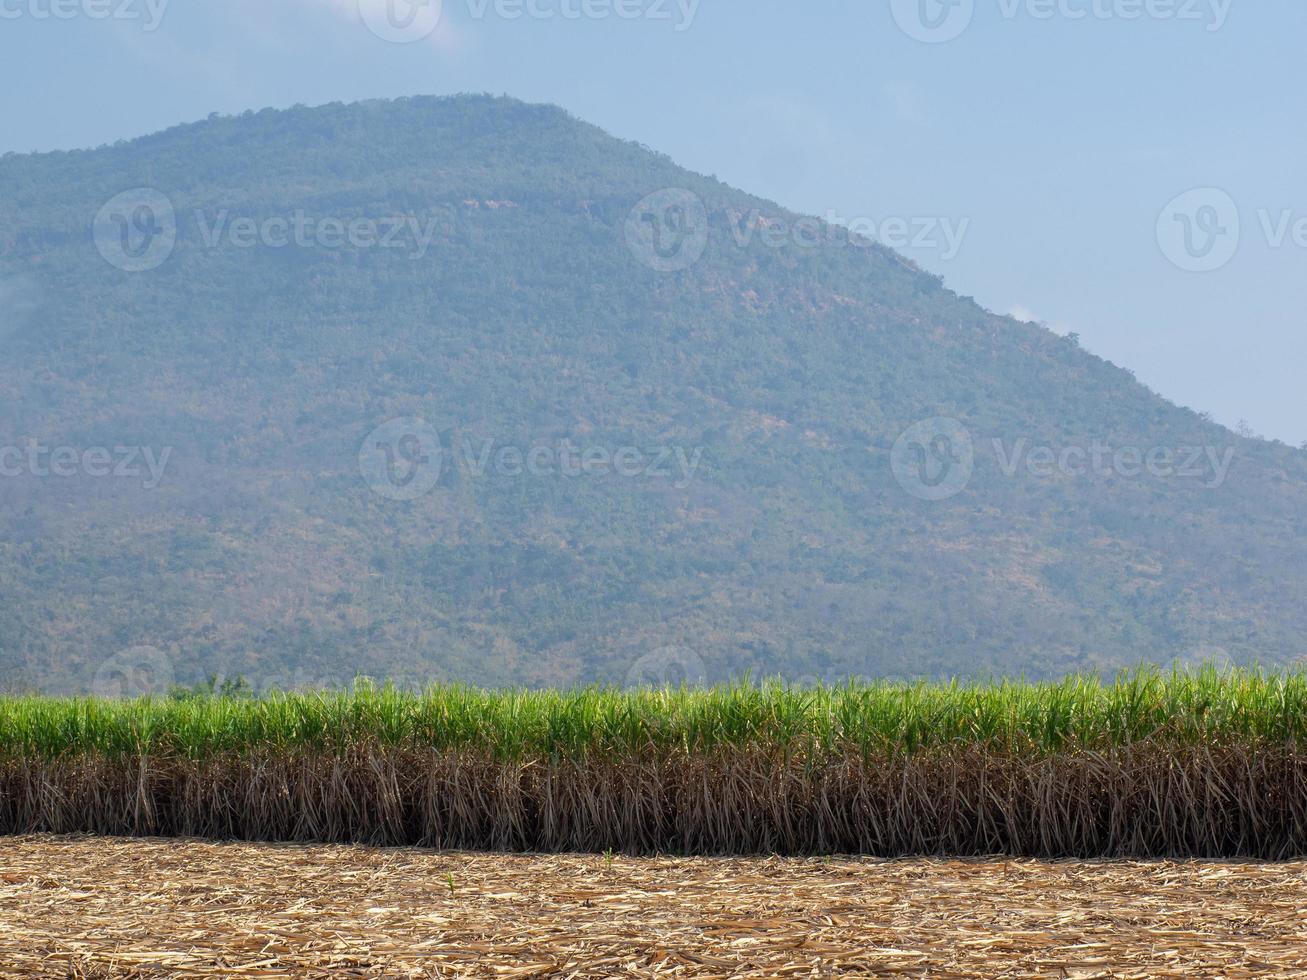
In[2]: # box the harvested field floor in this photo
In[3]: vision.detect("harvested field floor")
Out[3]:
[2,836,1306,978]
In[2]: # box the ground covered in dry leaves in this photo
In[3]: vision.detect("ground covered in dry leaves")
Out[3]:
[1,836,1305,978]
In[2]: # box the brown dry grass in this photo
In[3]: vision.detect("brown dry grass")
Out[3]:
[9,745,1307,858]
[2,836,1306,978]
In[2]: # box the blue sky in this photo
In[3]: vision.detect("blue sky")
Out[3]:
[3,0,1303,444]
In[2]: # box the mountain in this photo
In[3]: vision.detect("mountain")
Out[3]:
[2,94,1305,693]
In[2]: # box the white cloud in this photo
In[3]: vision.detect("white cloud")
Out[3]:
[1009,304,1074,337]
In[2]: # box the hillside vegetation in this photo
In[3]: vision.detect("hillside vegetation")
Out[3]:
[1,95,1305,691]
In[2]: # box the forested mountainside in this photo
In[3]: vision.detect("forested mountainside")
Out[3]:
[1,94,1304,692]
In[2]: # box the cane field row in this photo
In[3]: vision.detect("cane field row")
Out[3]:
[4,666,1306,760]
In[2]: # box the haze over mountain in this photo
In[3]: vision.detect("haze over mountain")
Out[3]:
[1,94,1304,693]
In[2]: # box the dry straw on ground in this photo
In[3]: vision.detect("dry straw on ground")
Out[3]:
[2,835,1306,978]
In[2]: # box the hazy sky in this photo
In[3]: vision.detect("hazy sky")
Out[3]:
[3,0,1303,444]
